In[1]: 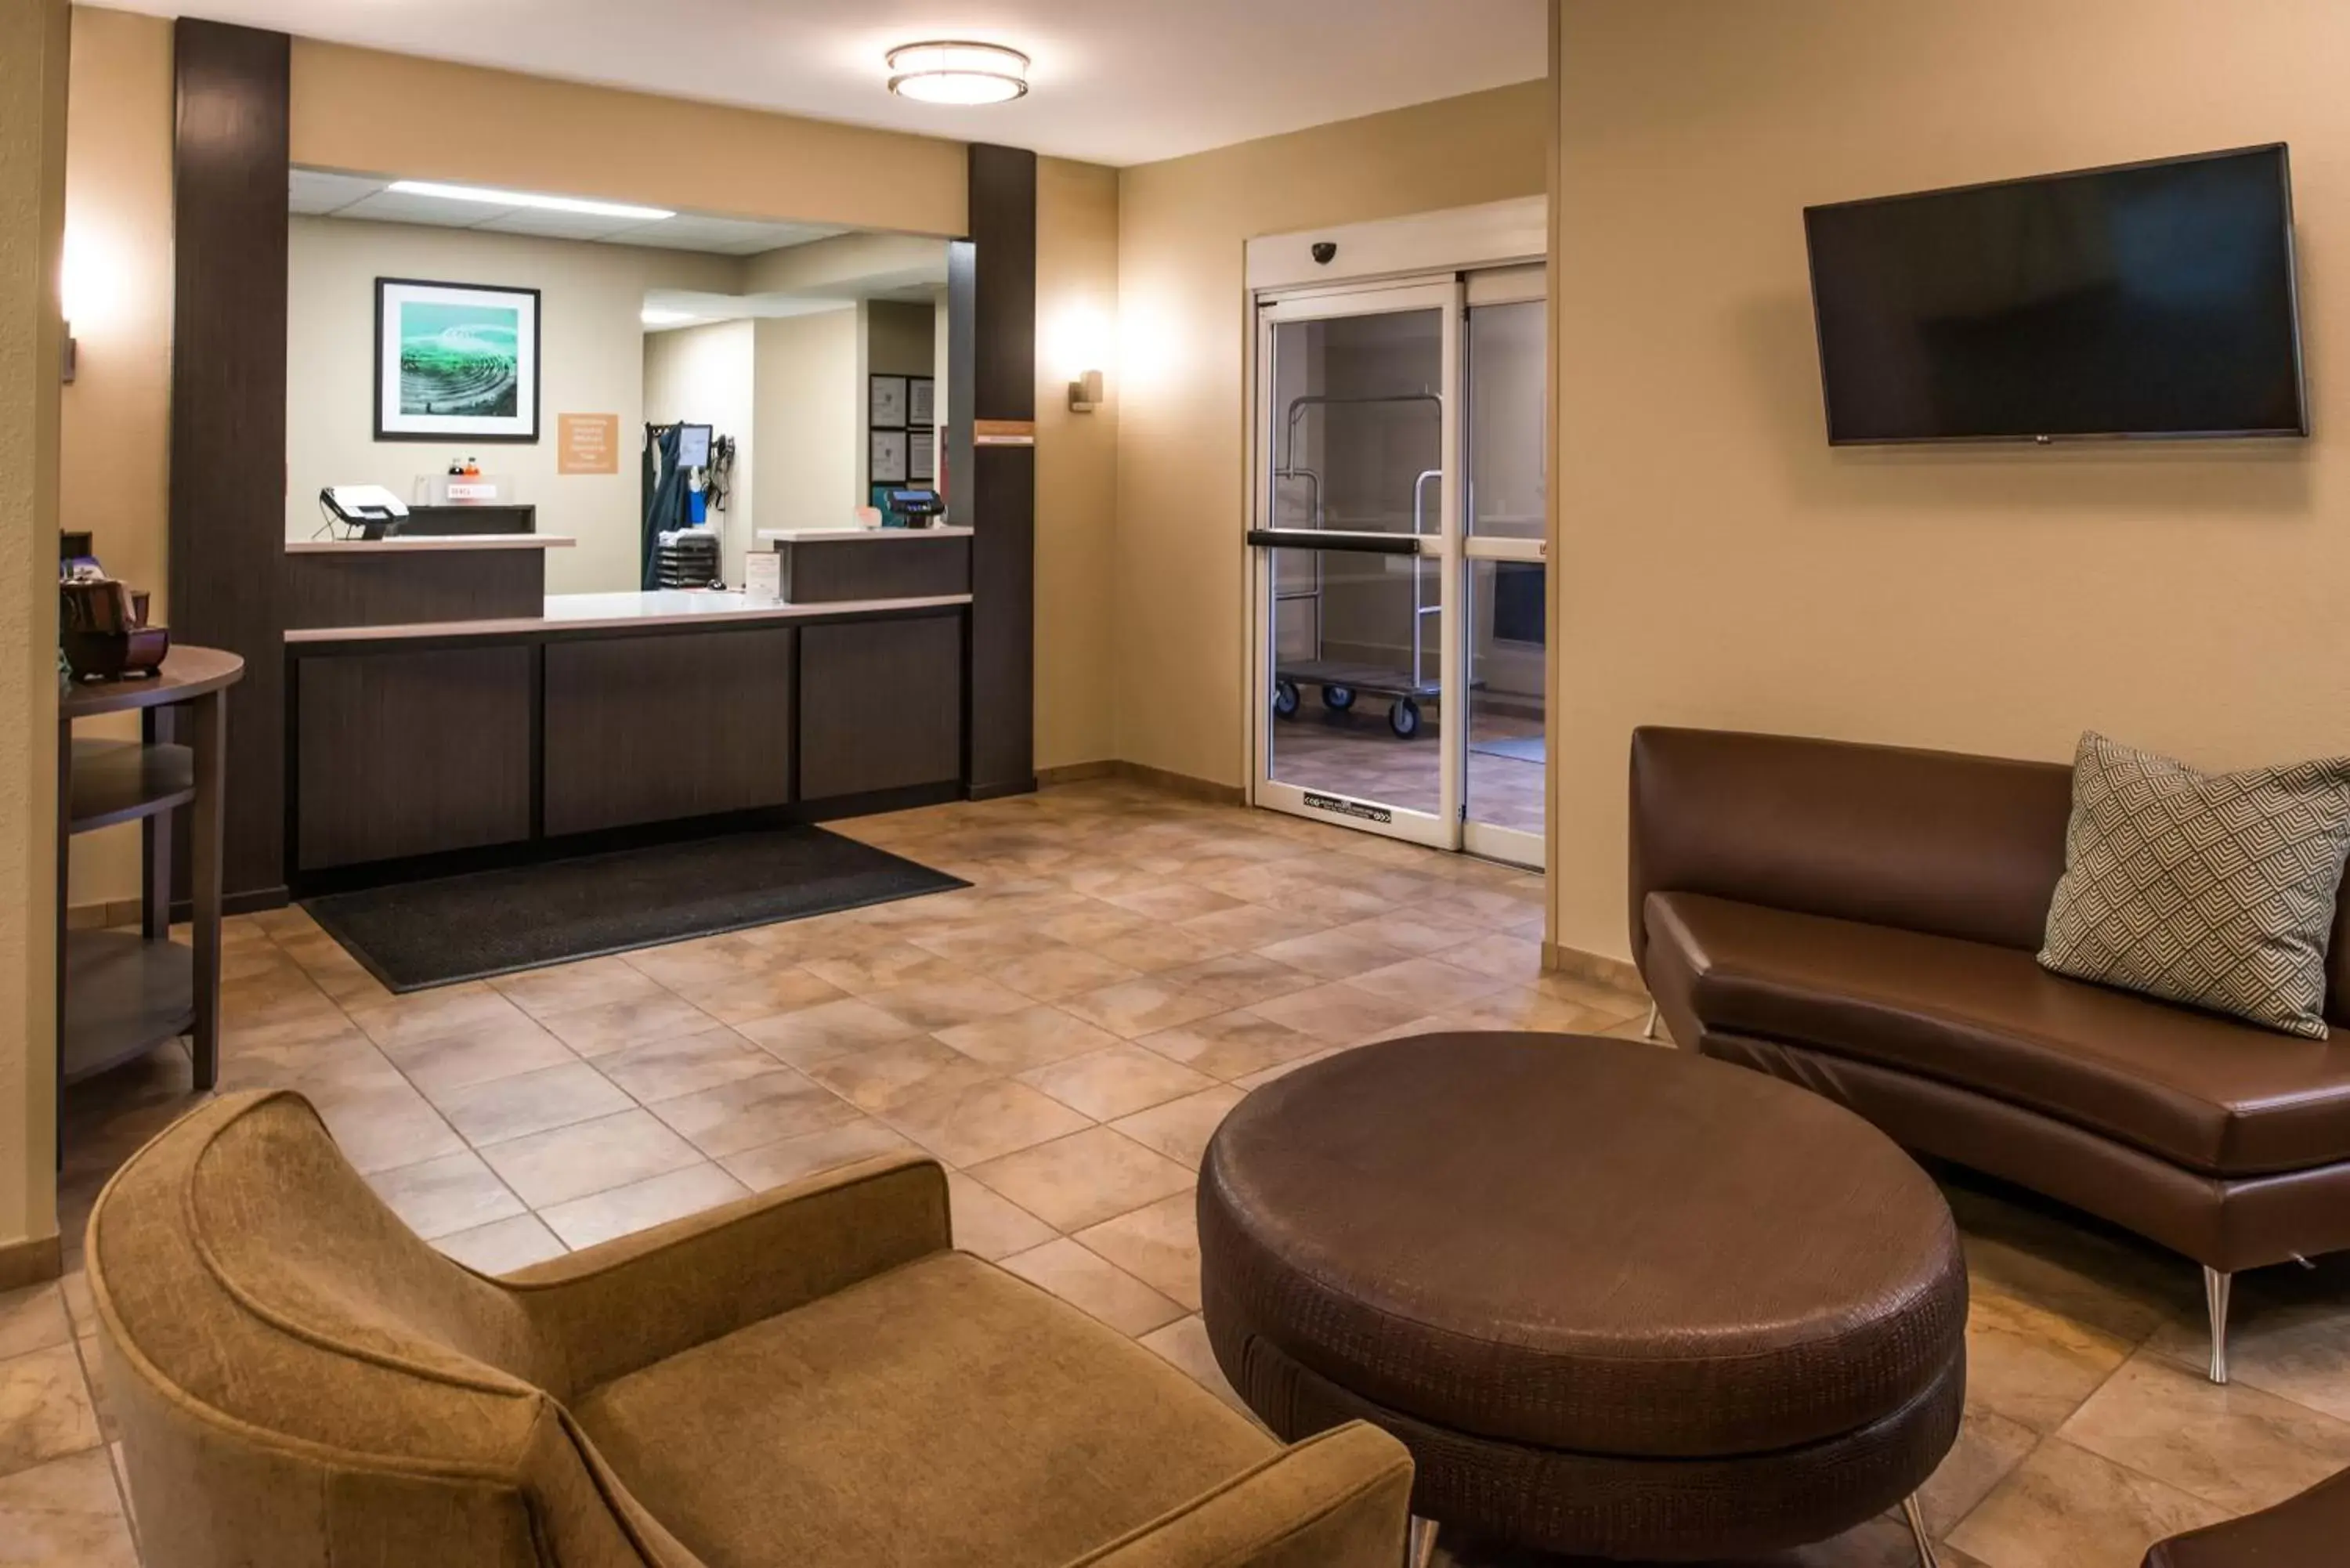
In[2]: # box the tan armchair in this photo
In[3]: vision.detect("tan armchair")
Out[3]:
[87,1090,1412,1567]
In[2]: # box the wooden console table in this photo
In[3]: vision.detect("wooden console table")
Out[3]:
[57,646,243,1114]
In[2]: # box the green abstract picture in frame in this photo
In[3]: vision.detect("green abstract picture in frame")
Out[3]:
[374,276,541,442]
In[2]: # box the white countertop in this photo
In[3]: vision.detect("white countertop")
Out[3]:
[284,589,973,643]
[285,533,574,555]
[756,525,974,544]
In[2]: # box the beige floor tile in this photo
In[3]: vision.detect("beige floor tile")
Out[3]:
[1173,903,1329,955]
[1440,987,1636,1035]
[476,1109,704,1209]
[378,1016,578,1097]
[616,932,772,990]
[1137,1010,1328,1082]
[721,1118,916,1192]
[1343,956,1509,1013]
[364,1151,527,1241]
[537,1163,751,1250]
[880,1078,1092,1167]
[733,996,922,1066]
[1032,900,1155,949]
[536,992,722,1058]
[1094,881,1246,924]
[944,1172,1057,1261]
[434,1213,568,1275]
[803,1034,1000,1114]
[1079,923,1234,975]
[2056,1348,2350,1515]
[989,945,1144,1003]
[344,985,533,1050]
[593,1027,777,1105]
[1058,977,1229,1040]
[936,1005,1120,1073]
[0,1344,101,1480]
[1944,1184,2186,1346]
[1947,1438,2225,1568]
[56,1276,92,1346]
[1138,1316,1252,1418]
[968,1126,1196,1233]
[1255,927,1419,982]
[648,1068,861,1158]
[1438,933,1548,984]
[1018,1045,1217,1122]
[2142,1288,2350,1424]
[1321,909,1487,959]
[1245,982,1429,1046]
[907,923,1076,968]
[686,967,851,1028]
[0,1447,137,1566]
[0,1287,69,1364]
[863,974,1036,1032]
[1110,1086,1247,1172]
[1967,1284,2138,1434]
[1076,1190,1202,1310]
[1917,1403,2042,1537]
[489,956,666,1020]
[428,1061,634,1147]
[1158,952,1320,1010]
[997,1238,1185,1336]
[304,1079,466,1175]
[801,941,971,995]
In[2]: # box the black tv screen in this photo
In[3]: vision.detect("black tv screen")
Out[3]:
[1805,146,2306,444]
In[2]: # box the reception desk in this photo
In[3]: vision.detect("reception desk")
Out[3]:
[283,538,969,886]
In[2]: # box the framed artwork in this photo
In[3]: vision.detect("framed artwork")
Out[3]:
[908,377,936,426]
[871,428,909,484]
[374,277,541,442]
[870,374,909,429]
[908,430,936,482]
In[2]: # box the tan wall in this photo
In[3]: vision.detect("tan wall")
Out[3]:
[0,0,70,1263]
[1112,83,1550,786]
[753,309,861,534]
[287,217,736,594]
[643,318,757,580]
[1551,0,2350,960]
[291,41,965,239]
[60,4,171,919]
[1036,157,1121,771]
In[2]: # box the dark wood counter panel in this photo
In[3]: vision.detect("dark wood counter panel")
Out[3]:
[772,534,972,603]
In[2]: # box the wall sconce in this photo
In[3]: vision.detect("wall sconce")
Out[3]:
[1068,368,1104,414]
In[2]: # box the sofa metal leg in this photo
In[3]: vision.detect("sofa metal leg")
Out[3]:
[1903,1494,1937,1567]
[2204,1266,2232,1385]
[1407,1515,1439,1568]
[1643,1003,1661,1040]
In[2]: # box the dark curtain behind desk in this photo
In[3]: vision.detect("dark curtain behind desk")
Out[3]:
[642,425,689,590]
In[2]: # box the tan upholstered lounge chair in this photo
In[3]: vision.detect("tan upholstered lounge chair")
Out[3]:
[86,1090,1412,1568]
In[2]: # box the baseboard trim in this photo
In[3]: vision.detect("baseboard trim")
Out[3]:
[65,899,143,932]
[1110,761,1247,807]
[1036,761,1118,787]
[965,778,1041,803]
[1543,941,1641,991]
[0,1233,63,1292]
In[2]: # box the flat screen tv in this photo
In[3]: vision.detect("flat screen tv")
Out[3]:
[1804,146,2306,444]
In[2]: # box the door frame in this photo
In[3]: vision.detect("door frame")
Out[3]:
[1248,278,1463,850]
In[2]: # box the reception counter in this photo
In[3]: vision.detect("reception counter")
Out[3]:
[282,537,971,887]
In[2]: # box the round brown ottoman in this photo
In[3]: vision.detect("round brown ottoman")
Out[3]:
[1197,1032,1965,1563]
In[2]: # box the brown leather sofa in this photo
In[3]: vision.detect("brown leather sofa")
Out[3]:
[88,1090,1414,1568]
[2142,1465,2350,1565]
[1629,726,2350,1384]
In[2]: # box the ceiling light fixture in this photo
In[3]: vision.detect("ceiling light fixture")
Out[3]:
[886,41,1029,106]
[387,181,674,222]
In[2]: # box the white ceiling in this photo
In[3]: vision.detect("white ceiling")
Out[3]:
[125,0,1546,168]
[287,168,846,254]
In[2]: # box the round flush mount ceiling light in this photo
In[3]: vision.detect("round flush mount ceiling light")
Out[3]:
[887,41,1029,105]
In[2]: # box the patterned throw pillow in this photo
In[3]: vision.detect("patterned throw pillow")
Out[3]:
[2039,732,2350,1039]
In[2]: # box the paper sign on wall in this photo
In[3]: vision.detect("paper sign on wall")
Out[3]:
[558,414,620,475]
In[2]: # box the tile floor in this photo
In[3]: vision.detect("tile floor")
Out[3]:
[1268,696,1547,836]
[3,777,2348,1568]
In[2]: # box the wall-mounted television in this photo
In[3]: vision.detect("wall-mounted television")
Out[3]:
[1804,146,2307,445]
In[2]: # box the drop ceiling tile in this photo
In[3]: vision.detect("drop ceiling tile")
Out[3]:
[336,190,523,227]
[288,168,385,215]
[474,208,643,242]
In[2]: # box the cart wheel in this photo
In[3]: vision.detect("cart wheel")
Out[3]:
[1321,685,1356,713]
[1389,698,1422,739]
[1273,679,1300,720]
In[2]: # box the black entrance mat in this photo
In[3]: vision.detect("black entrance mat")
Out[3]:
[304,827,967,992]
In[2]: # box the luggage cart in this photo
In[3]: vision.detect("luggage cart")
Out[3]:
[1255,388,1456,739]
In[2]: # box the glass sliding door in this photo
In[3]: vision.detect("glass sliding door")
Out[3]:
[1460,279,1547,867]
[1250,282,1461,848]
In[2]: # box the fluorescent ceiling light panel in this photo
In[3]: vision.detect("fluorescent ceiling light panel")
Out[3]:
[641,308,700,325]
[387,181,674,221]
